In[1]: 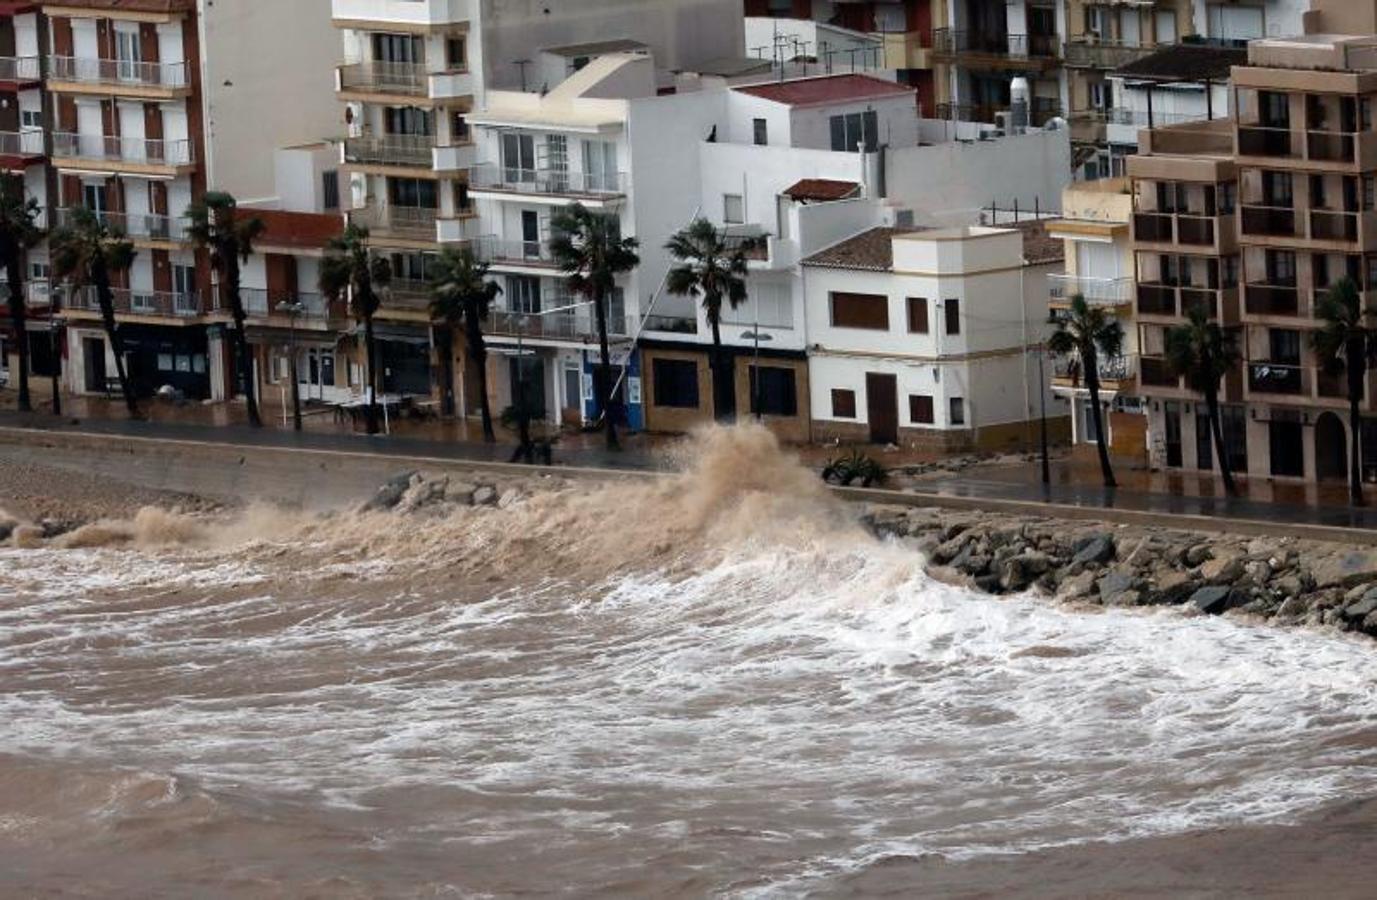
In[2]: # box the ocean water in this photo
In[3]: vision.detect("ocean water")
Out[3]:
[1,428,1375,897]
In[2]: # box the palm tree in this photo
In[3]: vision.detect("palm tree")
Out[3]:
[50,207,138,417]
[549,203,639,450]
[665,218,753,422]
[0,174,43,413]
[430,246,502,442]
[1312,275,1375,506]
[319,224,391,435]
[1166,305,1242,498]
[187,191,266,427]
[1048,294,1124,489]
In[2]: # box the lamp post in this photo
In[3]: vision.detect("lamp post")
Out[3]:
[277,299,304,432]
[48,313,64,417]
[740,328,774,422]
[1038,342,1051,486]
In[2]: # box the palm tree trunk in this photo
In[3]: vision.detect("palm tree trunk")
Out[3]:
[1348,344,1367,506]
[364,312,380,435]
[592,286,619,451]
[465,304,495,442]
[1084,348,1116,489]
[709,308,729,423]
[226,258,261,427]
[94,267,138,418]
[6,253,30,412]
[1205,386,1238,498]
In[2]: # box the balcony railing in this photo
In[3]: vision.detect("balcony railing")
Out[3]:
[1064,40,1158,69]
[49,55,189,89]
[1134,211,1174,242]
[1177,215,1216,246]
[485,308,634,342]
[1048,273,1133,305]
[64,285,204,317]
[932,29,1059,59]
[343,133,434,167]
[473,235,558,267]
[1053,354,1136,383]
[0,56,40,83]
[52,132,195,167]
[349,202,437,237]
[1240,204,1297,237]
[237,288,330,319]
[1140,356,1180,388]
[1137,283,1178,316]
[1248,361,1305,395]
[1307,130,1356,162]
[469,164,625,197]
[640,313,699,335]
[1311,209,1359,242]
[1245,283,1300,317]
[0,130,44,158]
[1237,126,1297,158]
[54,207,189,242]
[337,61,427,95]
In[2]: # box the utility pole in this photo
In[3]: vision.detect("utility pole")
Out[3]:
[1038,343,1051,486]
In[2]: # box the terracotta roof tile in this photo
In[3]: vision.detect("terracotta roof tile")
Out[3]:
[784,178,861,202]
[801,227,921,271]
[240,208,343,252]
[734,74,915,107]
[1013,220,1065,265]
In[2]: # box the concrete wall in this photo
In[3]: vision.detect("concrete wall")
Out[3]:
[1193,0,1308,40]
[698,140,868,233]
[885,128,1072,226]
[202,0,342,202]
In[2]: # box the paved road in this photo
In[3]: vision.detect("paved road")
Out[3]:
[3,410,1375,532]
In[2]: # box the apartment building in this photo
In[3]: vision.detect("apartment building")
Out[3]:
[1046,177,1146,456]
[33,0,338,403]
[802,223,1063,449]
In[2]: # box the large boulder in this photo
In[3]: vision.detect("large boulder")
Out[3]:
[1190,585,1236,615]
[1055,569,1097,601]
[1312,550,1377,590]
[1097,570,1141,599]
[472,485,499,507]
[1071,534,1116,566]
[1342,589,1377,623]
[1147,570,1196,606]
[1200,549,1246,584]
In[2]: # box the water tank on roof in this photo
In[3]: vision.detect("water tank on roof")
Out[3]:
[1010,76,1030,135]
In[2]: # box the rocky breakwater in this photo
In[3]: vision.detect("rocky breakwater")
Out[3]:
[864,505,1377,638]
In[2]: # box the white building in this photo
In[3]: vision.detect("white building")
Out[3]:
[802,222,1064,450]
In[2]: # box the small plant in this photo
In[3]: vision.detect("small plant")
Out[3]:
[822,450,888,488]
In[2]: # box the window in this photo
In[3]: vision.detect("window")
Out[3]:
[1262,170,1292,207]
[832,389,857,418]
[749,366,798,417]
[82,182,106,214]
[943,298,961,335]
[1269,328,1301,364]
[829,292,889,329]
[502,133,536,182]
[389,177,437,208]
[652,358,700,409]
[321,170,339,211]
[451,112,470,143]
[830,110,879,152]
[114,25,142,81]
[906,297,929,334]
[909,394,934,424]
[582,140,619,192]
[454,180,471,213]
[384,106,432,136]
[753,117,768,146]
[1267,249,1297,285]
[373,33,423,64]
[507,275,541,313]
[950,397,966,425]
[723,193,744,224]
[446,36,466,69]
[19,108,40,130]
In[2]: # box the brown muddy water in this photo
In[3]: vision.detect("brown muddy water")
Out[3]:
[1,428,1376,898]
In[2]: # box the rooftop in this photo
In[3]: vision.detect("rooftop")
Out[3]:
[1114,42,1247,83]
[543,38,649,58]
[243,208,343,251]
[733,73,915,107]
[802,227,923,271]
[686,56,775,78]
[783,178,862,202]
[1012,220,1064,265]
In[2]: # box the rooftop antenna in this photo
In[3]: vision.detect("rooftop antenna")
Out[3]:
[514,58,531,92]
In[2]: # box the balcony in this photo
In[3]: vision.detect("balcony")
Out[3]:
[1137,283,1178,317]
[1240,204,1298,238]
[343,133,434,168]
[931,29,1059,64]
[1133,211,1174,242]
[1064,40,1157,70]
[0,55,40,85]
[331,0,475,28]
[349,202,437,241]
[1052,354,1136,389]
[484,308,635,344]
[52,132,195,171]
[337,61,427,97]
[468,164,626,203]
[238,289,332,320]
[1244,283,1300,317]
[640,313,699,335]
[1308,130,1355,163]
[1237,126,1298,159]
[65,286,204,318]
[1310,209,1359,242]
[1048,274,1133,306]
[54,207,190,243]
[0,130,45,165]
[1176,215,1217,246]
[48,56,190,94]
[1139,356,1181,389]
[1248,361,1306,396]
[474,235,558,270]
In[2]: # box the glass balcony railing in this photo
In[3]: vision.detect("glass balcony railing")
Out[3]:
[49,55,190,89]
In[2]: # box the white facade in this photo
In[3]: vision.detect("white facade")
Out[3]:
[1191,0,1308,42]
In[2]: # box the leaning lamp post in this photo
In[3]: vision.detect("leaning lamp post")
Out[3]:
[276,299,305,432]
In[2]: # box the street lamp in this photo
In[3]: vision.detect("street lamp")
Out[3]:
[277,299,304,432]
[48,312,64,417]
[740,328,774,422]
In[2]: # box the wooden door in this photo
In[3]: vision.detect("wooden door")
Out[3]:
[865,373,898,445]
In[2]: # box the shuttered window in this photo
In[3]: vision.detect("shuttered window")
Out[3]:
[830,292,889,329]
[907,297,929,334]
[909,394,934,424]
[832,389,857,418]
